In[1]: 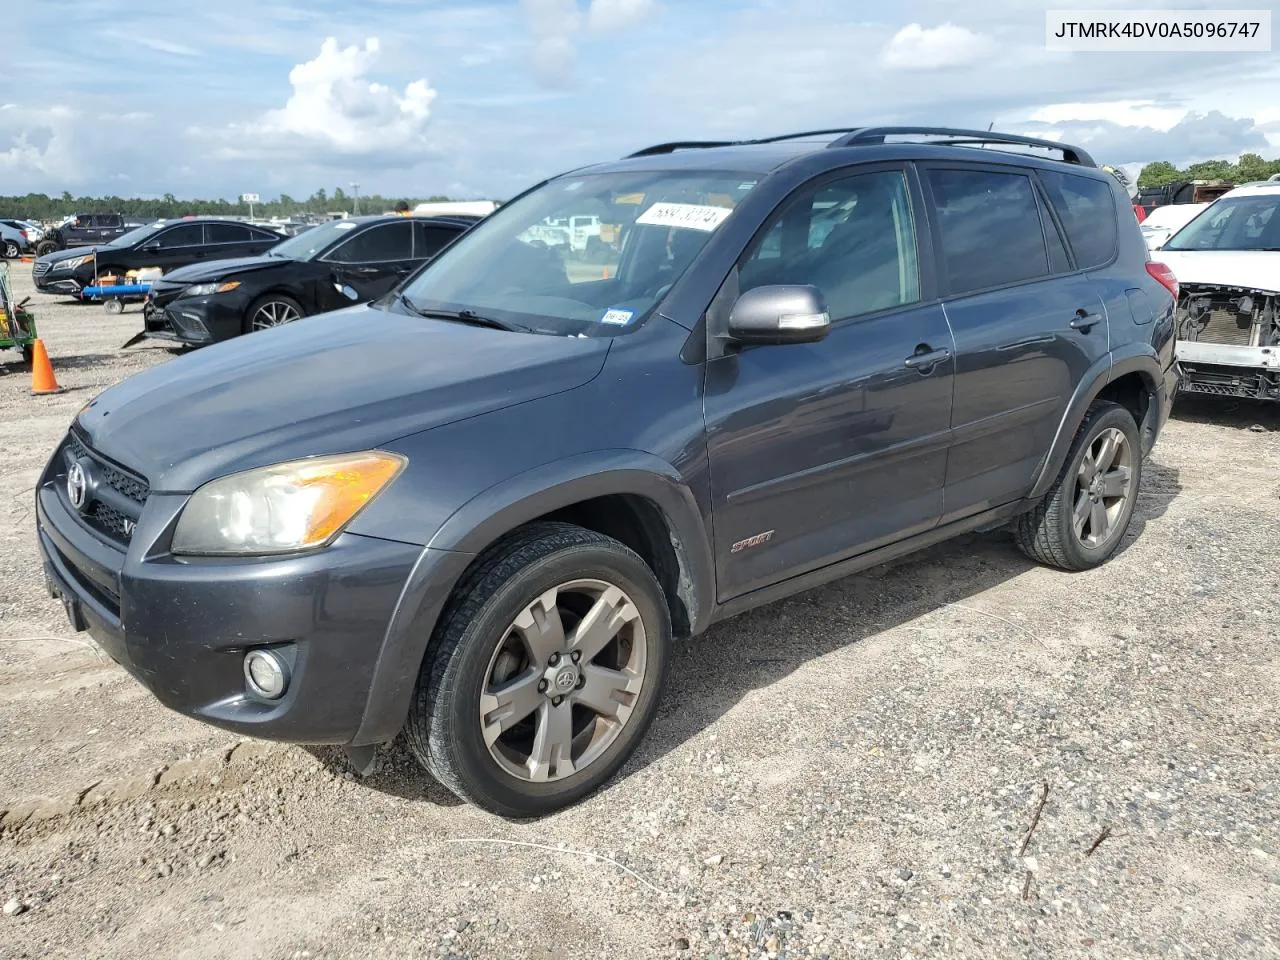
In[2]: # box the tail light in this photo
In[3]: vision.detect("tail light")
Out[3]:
[1146,261,1178,301]
[20,230,28,239]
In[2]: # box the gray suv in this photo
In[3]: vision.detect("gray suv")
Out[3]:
[36,127,1179,816]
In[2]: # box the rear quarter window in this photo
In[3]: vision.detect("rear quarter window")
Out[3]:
[926,168,1049,295]
[1039,171,1118,269]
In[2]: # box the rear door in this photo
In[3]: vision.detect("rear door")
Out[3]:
[922,164,1110,522]
[412,221,462,264]
[704,165,955,599]
[324,221,415,300]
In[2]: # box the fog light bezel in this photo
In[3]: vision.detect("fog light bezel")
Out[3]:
[243,648,289,700]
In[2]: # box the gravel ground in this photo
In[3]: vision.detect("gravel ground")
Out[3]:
[2,265,1279,959]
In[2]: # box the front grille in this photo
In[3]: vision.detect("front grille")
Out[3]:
[32,261,51,278]
[67,433,149,504]
[62,431,149,544]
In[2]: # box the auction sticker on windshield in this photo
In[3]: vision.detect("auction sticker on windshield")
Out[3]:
[636,202,733,232]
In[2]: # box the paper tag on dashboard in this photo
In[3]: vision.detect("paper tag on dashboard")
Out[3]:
[636,202,732,232]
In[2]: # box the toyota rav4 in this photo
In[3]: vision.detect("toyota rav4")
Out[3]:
[36,127,1178,817]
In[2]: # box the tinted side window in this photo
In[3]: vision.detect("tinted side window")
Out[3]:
[927,169,1048,295]
[206,223,253,243]
[249,227,284,242]
[1039,193,1072,273]
[1040,171,1118,269]
[740,170,920,321]
[328,222,413,263]
[413,223,459,259]
[153,224,205,248]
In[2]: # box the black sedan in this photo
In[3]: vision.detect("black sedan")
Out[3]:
[138,215,470,345]
[32,218,286,297]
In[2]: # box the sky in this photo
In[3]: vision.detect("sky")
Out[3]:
[5,0,1280,201]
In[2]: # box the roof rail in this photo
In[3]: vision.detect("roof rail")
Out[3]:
[626,140,739,158]
[829,127,1095,166]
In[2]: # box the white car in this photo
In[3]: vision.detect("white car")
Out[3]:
[1155,181,1280,401]
[1139,202,1208,251]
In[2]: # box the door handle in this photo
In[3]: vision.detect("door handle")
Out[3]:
[1070,309,1103,331]
[904,346,951,370]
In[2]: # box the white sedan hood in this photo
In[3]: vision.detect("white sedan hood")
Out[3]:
[1156,250,1280,293]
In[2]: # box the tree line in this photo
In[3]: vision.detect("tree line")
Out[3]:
[1138,152,1280,188]
[0,187,468,221]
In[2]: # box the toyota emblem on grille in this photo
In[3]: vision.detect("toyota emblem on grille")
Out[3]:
[66,460,90,513]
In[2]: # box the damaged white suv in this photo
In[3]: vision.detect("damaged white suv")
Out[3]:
[1156,181,1280,401]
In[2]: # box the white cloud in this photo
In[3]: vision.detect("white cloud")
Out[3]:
[588,0,656,33]
[522,0,657,85]
[1029,100,1187,132]
[242,37,436,157]
[881,23,994,71]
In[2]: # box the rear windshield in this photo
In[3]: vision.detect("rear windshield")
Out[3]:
[398,171,760,336]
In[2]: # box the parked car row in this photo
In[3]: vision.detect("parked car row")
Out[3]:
[35,125,1182,818]
[30,213,474,345]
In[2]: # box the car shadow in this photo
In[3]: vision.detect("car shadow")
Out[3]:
[47,353,120,370]
[335,460,1182,813]
[1172,393,1280,431]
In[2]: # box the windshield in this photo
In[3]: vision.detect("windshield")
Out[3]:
[398,170,760,336]
[266,219,359,260]
[1163,195,1280,251]
[105,222,166,248]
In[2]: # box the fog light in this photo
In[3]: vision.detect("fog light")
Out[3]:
[243,649,289,700]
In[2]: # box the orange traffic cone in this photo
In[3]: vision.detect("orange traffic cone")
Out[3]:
[30,339,65,395]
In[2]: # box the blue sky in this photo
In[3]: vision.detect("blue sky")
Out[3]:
[6,0,1279,201]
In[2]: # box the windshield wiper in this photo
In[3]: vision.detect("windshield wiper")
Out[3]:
[398,293,524,332]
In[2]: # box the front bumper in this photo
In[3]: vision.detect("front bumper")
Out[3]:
[143,295,243,345]
[34,272,84,295]
[1174,341,1280,401]
[36,459,429,744]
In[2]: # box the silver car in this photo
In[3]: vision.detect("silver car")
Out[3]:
[0,221,30,259]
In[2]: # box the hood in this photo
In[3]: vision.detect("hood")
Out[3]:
[162,255,293,284]
[1155,250,1280,294]
[39,244,104,265]
[77,303,611,491]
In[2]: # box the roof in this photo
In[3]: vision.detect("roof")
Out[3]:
[1221,181,1280,198]
[573,126,1099,180]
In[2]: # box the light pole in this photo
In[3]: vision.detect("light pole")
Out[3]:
[351,182,360,216]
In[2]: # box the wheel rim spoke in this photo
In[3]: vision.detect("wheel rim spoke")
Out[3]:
[574,664,642,723]
[1089,500,1108,543]
[1094,432,1120,473]
[480,577,648,785]
[1101,466,1131,499]
[527,702,575,782]
[1073,490,1091,536]
[1077,450,1097,485]
[568,586,638,662]
[511,587,565,668]
[479,669,543,747]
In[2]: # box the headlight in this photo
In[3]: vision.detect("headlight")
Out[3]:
[180,281,241,297]
[171,451,406,556]
[55,254,94,271]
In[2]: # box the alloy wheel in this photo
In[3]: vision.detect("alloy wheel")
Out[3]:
[1071,426,1133,549]
[479,578,647,783]
[2,241,17,259]
[250,300,300,330]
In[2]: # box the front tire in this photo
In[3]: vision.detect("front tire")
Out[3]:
[406,522,671,817]
[2,240,18,259]
[243,294,304,335]
[35,240,58,257]
[1015,400,1142,571]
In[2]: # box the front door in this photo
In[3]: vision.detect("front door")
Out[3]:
[147,223,208,272]
[920,165,1112,521]
[325,221,415,301]
[704,166,955,601]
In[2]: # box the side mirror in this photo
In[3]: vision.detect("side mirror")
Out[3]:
[140,242,159,252]
[727,284,831,345]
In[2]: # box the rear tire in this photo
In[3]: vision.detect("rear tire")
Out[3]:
[406,522,670,817]
[1015,401,1142,571]
[35,240,59,257]
[2,240,18,259]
